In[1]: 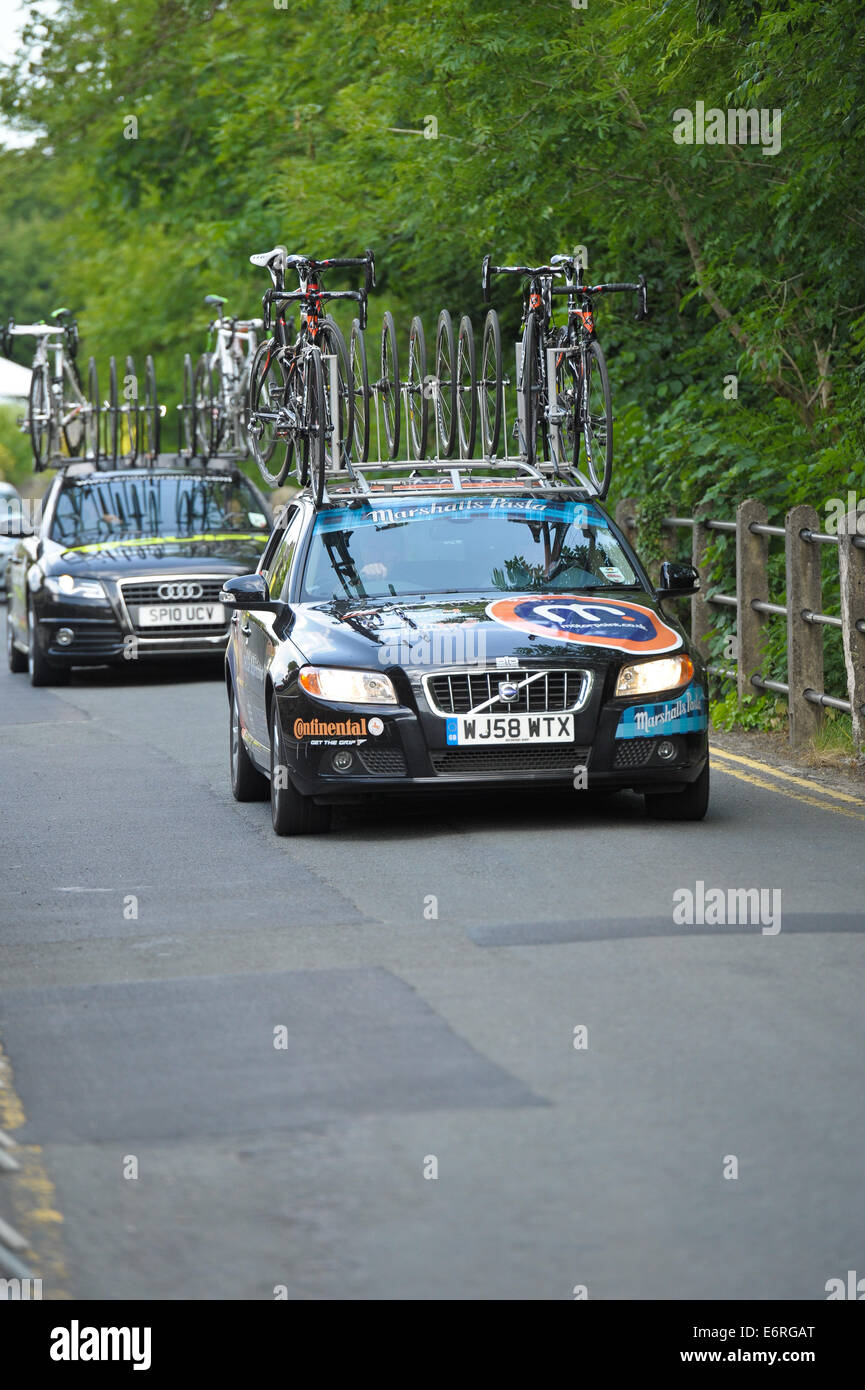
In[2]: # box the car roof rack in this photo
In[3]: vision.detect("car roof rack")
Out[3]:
[320,457,596,502]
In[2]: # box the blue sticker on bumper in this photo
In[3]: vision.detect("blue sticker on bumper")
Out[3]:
[616,682,707,739]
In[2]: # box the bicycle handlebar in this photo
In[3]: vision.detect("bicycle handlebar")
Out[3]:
[264,287,369,331]
[316,251,376,290]
[483,253,647,319]
[264,288,367,307]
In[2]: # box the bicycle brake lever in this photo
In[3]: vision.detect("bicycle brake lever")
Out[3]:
[635,274,648,321]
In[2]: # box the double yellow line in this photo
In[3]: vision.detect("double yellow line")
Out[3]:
[711,745,865,823]
[0,1041,70,1299]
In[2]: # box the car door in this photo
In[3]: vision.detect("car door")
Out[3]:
[242,505,304,748]
[7,481,56,649]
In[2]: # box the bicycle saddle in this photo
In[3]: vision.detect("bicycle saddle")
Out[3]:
[51,306,73,319]
[249,246,287,269]
[204,294,227,307]
[550,254,574,267]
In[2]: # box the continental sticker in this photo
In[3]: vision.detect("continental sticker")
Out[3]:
[294,717,368,741]
[486,595,682,654]
[616,683,707,740]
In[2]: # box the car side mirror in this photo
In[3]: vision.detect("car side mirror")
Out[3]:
[219,573,289,615]
[656,561,700,598]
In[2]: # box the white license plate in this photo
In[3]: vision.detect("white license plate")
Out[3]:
[135,603,225,627]
[446,713,576,745]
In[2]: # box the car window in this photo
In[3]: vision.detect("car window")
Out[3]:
[301,497,639,601]
[49,475,271,547]
[266,509,305,603]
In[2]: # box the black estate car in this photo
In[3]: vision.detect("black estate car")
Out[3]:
[6,466,272,684]
[222,488,709,835]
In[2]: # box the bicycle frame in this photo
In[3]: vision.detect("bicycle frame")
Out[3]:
[206,316,261,455]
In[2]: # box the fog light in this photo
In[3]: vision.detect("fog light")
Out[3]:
[332,750,354,773]
[656,739,678,761]
[56,628,74,646]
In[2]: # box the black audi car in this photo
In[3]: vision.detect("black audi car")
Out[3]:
[6,466,272,684]
[222,488,709,835]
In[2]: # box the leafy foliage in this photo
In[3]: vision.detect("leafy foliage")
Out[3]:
[1,0,863,723]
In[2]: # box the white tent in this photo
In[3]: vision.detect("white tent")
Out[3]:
[0,355,32,403]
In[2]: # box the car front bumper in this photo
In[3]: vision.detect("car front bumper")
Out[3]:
[273,684,709,804]
[32,594,231,665]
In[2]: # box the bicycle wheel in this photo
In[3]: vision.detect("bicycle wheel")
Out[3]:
[85,357,100,465]
[456,315,477,458]
[248,341,291,487]
[193,356,211,459]
[480,309,502,457]
[349,319,370,463]
[62,358,86,457]
[140,354,160,464]
[318,317,353,470]
[106,356,119,464]
[519,313,547,466]
[434,310,457,458]
[302,347,327,508]
[578,339,613,497]
[181,353,196,457]
[380,310,400,459]
[28,366,51,470]
[407,315,429,460]
[208,358,225,457]
[121,354,139,464]
[554,328,579,466]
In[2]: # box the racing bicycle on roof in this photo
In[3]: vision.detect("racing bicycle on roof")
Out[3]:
[2,308,94,468]
[246,247,375,504]
[186,296,264,462]
[482,253,647,493]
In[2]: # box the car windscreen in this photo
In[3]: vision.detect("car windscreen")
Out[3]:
[301,497,640,601]
[49,475,270,548]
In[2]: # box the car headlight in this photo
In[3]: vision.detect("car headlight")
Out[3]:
[615,654,694,698]
[298,666,398,704]
[45,574,106,599]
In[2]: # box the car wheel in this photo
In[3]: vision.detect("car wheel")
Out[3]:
[229,682,268,801]
[27,605,69,686]
[7,612,27,673]
[644,761,709,821]
[269,701,331,836]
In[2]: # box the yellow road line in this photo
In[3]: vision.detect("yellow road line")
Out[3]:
[711,759,865,823]
[0,1040,70,1299]
[710,745,865,805]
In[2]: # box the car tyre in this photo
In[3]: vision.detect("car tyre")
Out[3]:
[269,701,331,836]
[229,682,268,801]
[644,760,709,821]
[7,614,27,673]
[27,605,69,686]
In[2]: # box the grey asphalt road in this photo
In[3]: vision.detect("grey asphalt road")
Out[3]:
[1,608,864,1301]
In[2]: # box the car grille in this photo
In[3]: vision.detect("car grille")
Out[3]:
[613,738,654,768]
[120,578,226,606]
[424,668,591,716]
[356,747,408,776]
[430,745,590,776]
